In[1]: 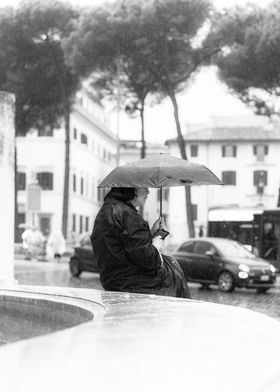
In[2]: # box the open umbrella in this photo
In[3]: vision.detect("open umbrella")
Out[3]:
[98,154,222,217]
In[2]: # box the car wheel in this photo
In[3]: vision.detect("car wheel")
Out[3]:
[257,287,270,294]
[70,258,81,277]
[218,271,235,292]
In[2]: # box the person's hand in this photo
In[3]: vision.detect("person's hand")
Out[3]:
[152,235,164,251]
[151,217,164,235]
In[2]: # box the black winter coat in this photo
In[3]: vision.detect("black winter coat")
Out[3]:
[90,197,191,298]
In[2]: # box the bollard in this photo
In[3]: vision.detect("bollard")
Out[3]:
[0,91,16,284]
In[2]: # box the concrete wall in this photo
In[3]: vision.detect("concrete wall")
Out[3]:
[0,91,15,281]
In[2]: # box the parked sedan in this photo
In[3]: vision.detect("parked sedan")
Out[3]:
[172,237,276,293]
[69,234,98,277]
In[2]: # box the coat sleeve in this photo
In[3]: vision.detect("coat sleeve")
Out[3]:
[122,210,162,271]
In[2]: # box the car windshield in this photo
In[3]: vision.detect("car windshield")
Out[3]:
[216,240,256,259]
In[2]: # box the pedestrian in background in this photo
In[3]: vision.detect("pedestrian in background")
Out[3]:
[46,227,66,262]
[22,226,45,261]
[21,226,32,260]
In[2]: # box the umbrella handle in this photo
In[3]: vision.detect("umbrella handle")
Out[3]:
[159,187,162,218]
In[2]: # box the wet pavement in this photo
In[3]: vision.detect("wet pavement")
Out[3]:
[15,258,280,322]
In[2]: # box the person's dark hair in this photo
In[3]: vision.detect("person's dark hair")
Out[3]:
[105,187,137,202]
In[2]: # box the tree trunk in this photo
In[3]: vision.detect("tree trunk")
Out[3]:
[139,102,146,218]
[168,90,195,238]
[14,144,19,242]
[62,106,71,239]
[140,103,146,159]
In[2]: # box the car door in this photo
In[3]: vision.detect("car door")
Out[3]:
[191,241,218,282]
[172,241,196,280]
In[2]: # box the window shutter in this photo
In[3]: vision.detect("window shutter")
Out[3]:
[37,172,53,190]
[253,170,268,186]
[253,171,257,185]
[222,171,236,185]
[233,146,237,157]
[17,172,26,190]
[222,146,225,157]
[265,145,269,155]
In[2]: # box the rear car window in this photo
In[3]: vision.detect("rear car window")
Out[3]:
[178,241,194,253]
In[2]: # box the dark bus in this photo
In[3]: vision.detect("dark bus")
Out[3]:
[208,207,280,270]
[252,209,280,270]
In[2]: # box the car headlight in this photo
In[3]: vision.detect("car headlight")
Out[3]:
[239,264,250,273]
[270,265,276,273]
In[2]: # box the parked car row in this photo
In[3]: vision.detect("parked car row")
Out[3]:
[69,235,276,293]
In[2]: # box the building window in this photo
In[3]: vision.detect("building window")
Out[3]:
[222,171,236,185]
[253,144,268,161]
[72,214,76,232]
[73,128,77,139]
[191,204,197,221]
[190,145,198,157]
[85,177,89,197]
[79,215,83,233]
[73,174,76,192]
[80,133,88,145]
[222,145,237,157]
[254,170,267,194]
[37,172,53,190]
[85,216,89,232]
[80,177,84,195]
[157,188,169,201]
[17,172,26,190]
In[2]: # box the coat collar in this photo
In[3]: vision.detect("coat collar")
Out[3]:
[103,197,138,212]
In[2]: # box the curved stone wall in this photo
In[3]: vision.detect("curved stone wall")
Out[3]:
[0,290,103,344]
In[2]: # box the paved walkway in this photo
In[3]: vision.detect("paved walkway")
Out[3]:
[14,258,280,322]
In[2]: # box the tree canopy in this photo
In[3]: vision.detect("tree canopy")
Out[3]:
[215,1,280,116]
[64,0,224,236]
[0,0,80,135]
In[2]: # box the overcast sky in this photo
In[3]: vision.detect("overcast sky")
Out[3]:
[0,0,275,142]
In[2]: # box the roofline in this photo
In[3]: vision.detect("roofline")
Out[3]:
[165,138,280,144]
[72,104,117,143]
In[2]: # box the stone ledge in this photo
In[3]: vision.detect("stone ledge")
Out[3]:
[0,284,279,392]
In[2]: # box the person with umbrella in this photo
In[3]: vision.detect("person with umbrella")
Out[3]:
[90,186,191,298]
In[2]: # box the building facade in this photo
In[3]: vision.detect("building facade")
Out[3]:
[166,124,280,244]
[16,89,117,242]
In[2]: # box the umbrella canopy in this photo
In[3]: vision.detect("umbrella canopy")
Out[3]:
[98,154,222,188]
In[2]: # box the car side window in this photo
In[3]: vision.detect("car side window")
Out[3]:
[193,241,215,255]
[178,241,194,253]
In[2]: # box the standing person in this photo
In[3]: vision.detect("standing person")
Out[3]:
[46,227,66,262]
[90,187,191,298]
[21,226,32,260]
[23,226,45,261]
